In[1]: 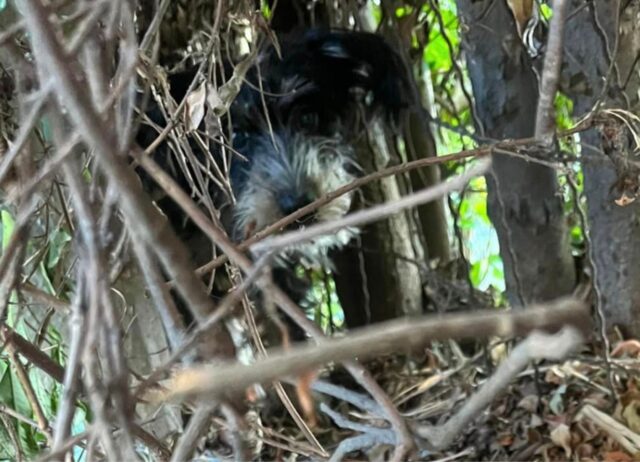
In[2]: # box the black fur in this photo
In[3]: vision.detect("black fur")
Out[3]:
[135,28,409,336]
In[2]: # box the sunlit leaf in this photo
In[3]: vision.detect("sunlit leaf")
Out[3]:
[46,228,71,269]
[1,210,15,252]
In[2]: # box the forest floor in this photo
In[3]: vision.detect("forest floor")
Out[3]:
[235,337,640,461]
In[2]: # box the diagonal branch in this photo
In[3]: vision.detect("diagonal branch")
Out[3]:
[164,298,588,401]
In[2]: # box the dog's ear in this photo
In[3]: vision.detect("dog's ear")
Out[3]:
[274,29,411,121]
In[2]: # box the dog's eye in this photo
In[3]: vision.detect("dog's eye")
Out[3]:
[299,111,319,131]
[319,150,337,165]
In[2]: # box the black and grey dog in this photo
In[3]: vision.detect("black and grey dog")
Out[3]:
[136,29,408,320]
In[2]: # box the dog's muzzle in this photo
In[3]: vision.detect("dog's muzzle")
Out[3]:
[231,132,359,266]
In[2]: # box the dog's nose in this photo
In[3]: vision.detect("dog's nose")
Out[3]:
[277,192,316,229]
[277,192,313,216]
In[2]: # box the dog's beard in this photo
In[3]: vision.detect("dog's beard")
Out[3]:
[232,133,359,267]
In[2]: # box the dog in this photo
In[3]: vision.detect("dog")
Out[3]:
[135,28,409,330]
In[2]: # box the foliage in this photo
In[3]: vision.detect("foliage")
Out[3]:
[418,1,504,294]
[555,91,585,249]
[310,270,344,333]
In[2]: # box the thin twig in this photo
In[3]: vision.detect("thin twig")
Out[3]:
[252,158,491,255]
[4,342,52,443]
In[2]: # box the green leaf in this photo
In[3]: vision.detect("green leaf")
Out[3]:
[46,228,71,269]
[260,0,272,19]
[540,3,553,20]
[1,210,15,252]
[0,361,31,419]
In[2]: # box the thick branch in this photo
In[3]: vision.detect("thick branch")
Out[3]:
[166,298,588,401]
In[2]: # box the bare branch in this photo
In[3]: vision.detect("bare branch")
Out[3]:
[251,158,491,255]
[164,298,588,402]
[535,0,570,140]
[415,326,584,450]
[0,326,65,384]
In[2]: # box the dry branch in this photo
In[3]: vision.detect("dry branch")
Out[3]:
[535,0,570,140]
[578,404,640,455]
[415,326,584,450]
[0,326,65,383]
[252,158,491,255]
[20,0,223,329]
[164,297,588,402]
[131,111,414,457]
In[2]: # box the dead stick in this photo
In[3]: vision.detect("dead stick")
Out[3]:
[535,0,570,140]
[1,326,65,383]
[166,297,589,401]
[415,326,584,450]
[252,158,490,254]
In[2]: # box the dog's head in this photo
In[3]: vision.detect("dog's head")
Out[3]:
[138,29,409,265]
[227,29,409,263]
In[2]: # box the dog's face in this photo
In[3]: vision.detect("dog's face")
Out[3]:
[224,29,408,264]
[137,29,408,266]
[231,131,359,264]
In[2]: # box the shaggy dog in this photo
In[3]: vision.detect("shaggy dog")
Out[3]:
[136,28,408,330]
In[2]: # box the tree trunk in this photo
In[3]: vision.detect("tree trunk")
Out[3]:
[563,0,640,336]
[457,0,576,306]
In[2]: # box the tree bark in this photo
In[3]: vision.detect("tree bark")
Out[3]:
[563,0,640,336]
[334,121,424,327]
[332,5,451,327]
[457,0,576,306]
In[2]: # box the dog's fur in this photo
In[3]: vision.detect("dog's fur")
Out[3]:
[136,29,408,321]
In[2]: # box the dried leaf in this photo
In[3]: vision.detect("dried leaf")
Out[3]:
[550,423,572,458]
[544,367,565,385]
[528,427,543,443]
[530,413,544,428]
[615,193,636,206]
[498,432,515,447]
[575,442,595,459]
[518,394,539,413]
[506,0,535,37]
[206,83,224,113]
[490,339,508,365]
[612,340,640,357]
[185,81,207,132]
[295,370,319,427]
[622,401,640,433]
[604,450,633,462]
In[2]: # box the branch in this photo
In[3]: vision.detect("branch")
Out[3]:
[415,326,584,450]
[194,116,597,278]
[535,0,570,140]
[169,405,215,462]
[19,0,222,329]
[164,298,588,401]
[321,404,396,462]
[0,326,65,383]
[578,404,640,455]
[132,121,413,456]
[251,158,491,255]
